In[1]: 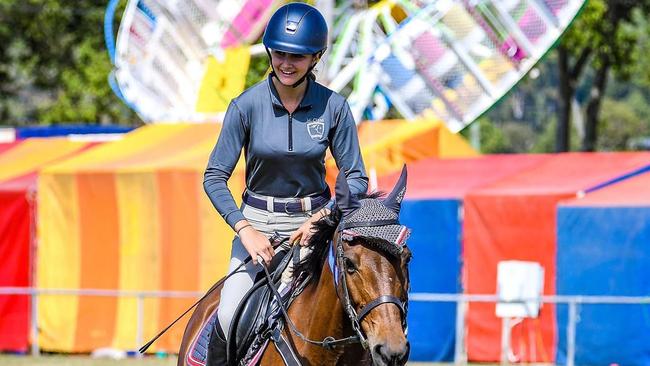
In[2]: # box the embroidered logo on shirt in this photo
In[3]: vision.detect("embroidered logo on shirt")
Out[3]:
[307,118,325,140]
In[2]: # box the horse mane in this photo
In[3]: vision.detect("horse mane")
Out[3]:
[293,191,385,285]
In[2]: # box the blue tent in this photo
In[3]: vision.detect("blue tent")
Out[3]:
[378,154,550,361]
[557,171,650,366]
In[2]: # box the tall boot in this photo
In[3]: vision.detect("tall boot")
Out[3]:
[207,323,228,366]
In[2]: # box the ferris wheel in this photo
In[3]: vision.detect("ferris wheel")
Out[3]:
[105,0,586,131]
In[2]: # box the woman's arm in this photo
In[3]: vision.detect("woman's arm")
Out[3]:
[203,101,249,229]
[204,101,276,264]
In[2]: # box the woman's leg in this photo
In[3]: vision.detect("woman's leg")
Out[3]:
[215,203,320,338]
[216,235,261,338]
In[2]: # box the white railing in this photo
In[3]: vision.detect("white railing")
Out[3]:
[409,293,650,366]
[0,287,202,357]
[1,287,649,366]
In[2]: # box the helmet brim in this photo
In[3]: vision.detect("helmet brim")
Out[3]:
[264,39,325,55]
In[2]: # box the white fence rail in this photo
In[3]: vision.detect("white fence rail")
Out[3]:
[1,287,649,366]
[410,293,650,366]
[0,287,202,357]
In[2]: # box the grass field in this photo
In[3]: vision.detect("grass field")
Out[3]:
[0,355,177,365]
[0,355,442,365]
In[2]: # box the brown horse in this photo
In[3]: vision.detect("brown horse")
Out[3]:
[178,167,412,366]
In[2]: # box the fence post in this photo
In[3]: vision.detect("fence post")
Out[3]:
[30,290,39,356]
[136,293,144,358]
[567,299,577,366]
[454,297,467,365]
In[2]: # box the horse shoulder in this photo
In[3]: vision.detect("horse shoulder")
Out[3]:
[259,273,343,365]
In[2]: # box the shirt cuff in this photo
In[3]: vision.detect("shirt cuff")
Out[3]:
[225,210,246,230]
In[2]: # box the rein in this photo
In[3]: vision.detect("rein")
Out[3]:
[258,224,407,353]
[258,254,361,350]
[139,234,286,354]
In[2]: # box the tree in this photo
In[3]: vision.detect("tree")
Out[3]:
[0,1,138,125]
[556,0,650,151]
[597,98,649,150]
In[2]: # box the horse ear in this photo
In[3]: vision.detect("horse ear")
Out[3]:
[335,170,360,217]
[384,165,407,214]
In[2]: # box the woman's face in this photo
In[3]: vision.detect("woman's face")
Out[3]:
[270,50,317,86]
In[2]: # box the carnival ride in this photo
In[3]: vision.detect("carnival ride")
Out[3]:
[105,0,586,132]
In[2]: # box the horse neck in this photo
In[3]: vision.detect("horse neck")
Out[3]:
[293,253,347,342]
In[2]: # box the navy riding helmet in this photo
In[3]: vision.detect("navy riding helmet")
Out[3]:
[263,2,328,86]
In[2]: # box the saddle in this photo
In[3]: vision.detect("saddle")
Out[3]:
[225,245,306,366]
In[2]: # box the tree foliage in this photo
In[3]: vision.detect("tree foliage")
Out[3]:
[556,0,650,151]
[0,1,139,126]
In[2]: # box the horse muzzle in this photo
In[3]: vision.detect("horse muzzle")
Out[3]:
[370,338,410,366]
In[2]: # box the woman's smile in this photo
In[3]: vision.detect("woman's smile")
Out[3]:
[271,50,314,85]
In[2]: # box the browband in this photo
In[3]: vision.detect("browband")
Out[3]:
[338,219,400,231]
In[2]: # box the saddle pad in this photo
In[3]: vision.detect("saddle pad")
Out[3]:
[187,308,219,366]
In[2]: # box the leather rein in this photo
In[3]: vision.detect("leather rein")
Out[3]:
[259,218,408,351]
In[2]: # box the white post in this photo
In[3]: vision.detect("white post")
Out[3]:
[500,317,511,366]
[136,294,144,358]
[30,290,39,356]
[567,300,577,366]
[454,298,467,365]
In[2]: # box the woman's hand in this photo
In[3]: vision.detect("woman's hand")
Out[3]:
[236,223,275,265]
[289,208,330,247]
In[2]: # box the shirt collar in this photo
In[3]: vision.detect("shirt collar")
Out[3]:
[267,74,315,111]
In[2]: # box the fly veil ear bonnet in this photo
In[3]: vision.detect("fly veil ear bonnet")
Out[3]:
[335,165,411,256]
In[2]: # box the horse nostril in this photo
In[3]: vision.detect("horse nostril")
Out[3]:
[374,343,393,364]
[374,342,410,365]
[373,344,386,360]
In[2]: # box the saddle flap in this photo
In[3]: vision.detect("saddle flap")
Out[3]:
[226,246,299,364]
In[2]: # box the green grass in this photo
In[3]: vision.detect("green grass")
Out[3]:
[0,355,445,365]
[0,355,177,365]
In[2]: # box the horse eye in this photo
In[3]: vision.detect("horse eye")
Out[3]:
[343,257,357,273]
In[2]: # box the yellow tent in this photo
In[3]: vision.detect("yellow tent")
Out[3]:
[36,120,474,352]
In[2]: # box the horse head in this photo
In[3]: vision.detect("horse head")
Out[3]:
[334,166,412,366]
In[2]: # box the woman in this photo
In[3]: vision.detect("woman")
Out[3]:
[203,2,368,363]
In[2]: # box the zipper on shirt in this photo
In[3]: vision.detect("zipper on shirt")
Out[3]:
[288,113,293,151]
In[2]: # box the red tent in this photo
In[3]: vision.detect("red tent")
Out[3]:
[0,139,98,352]
[377,154,551,199]
[376,154,553,361]
[463,152,650,362]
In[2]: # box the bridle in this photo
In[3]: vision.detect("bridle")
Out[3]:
[332,219,409,349]
[260,214,409,351]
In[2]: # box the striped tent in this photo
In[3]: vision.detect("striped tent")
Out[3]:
[0,138,98,352]
[36,120,474,352]
[37,124,235,353]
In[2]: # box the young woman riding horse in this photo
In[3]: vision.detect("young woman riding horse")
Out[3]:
[197,2,368,364]
[179,168,412,366]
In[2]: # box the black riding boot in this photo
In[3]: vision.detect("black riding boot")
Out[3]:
[206,323,228,366]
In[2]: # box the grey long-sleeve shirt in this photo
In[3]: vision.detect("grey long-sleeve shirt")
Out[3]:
[204,76,368,229]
